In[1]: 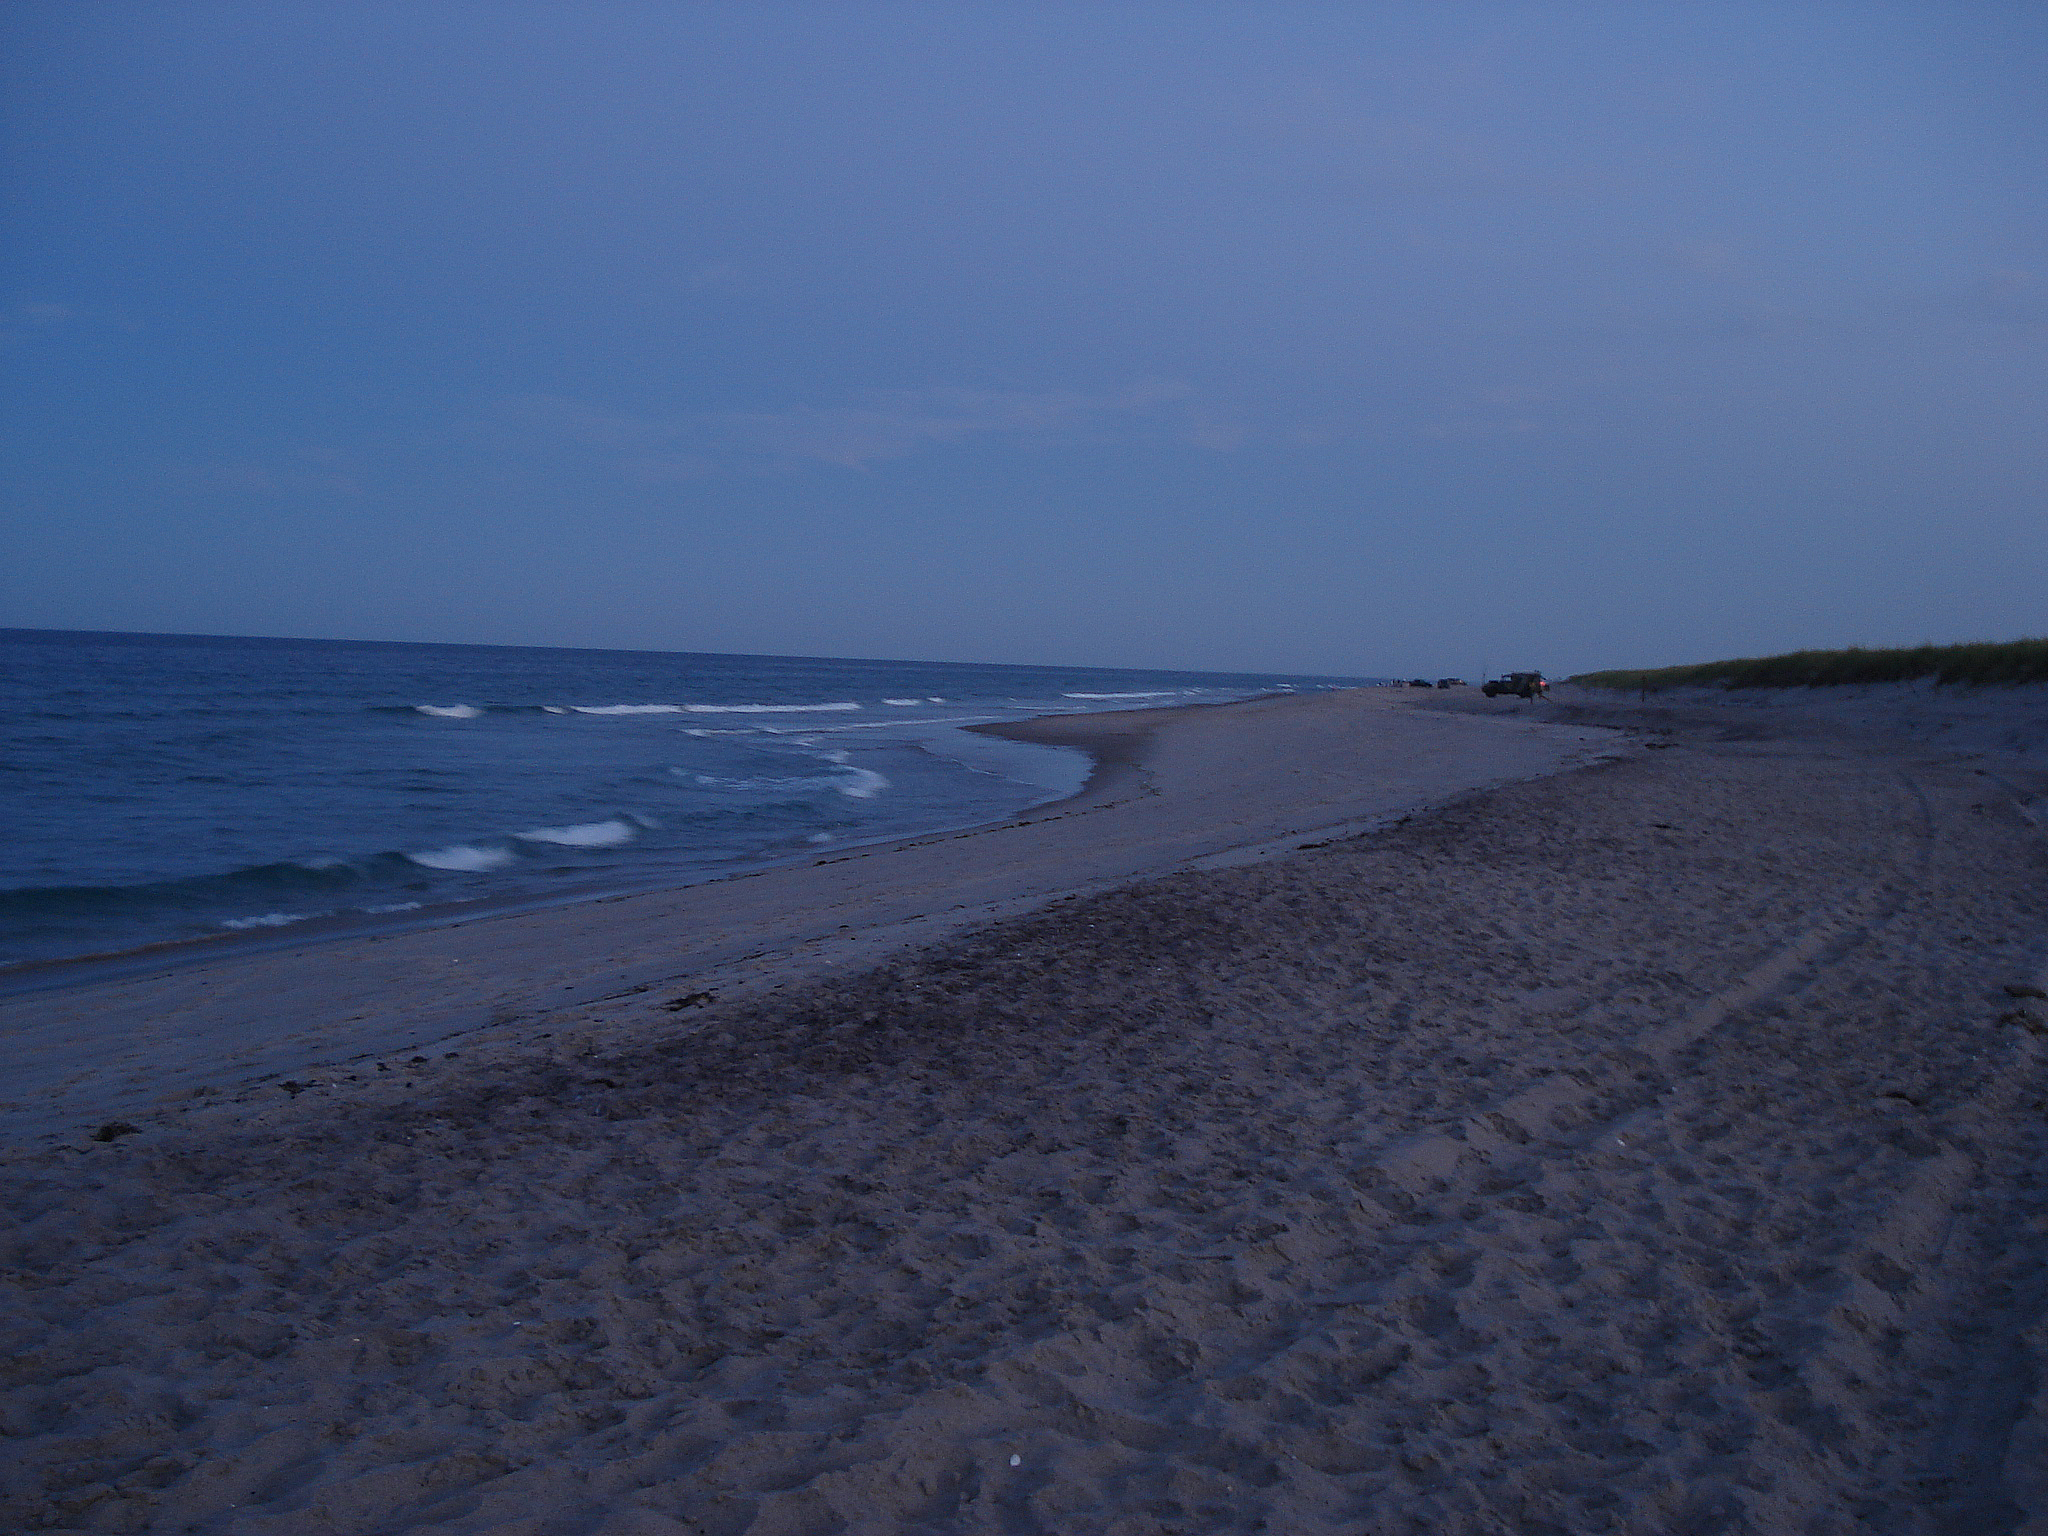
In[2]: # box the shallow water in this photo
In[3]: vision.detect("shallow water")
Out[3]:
[1,629,1378,965]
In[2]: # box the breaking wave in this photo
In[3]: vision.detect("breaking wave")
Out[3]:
[684,702,862,714]
[404,843,515,872]
[219,911,314,930]
[565,701,863,716]
[678,749,889,802]
[513,815,647,848]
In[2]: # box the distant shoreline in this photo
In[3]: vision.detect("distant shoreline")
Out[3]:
[4,627,1381,988]
[0,691,1329,1002]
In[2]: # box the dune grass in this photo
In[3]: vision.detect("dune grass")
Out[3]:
[1572,639,2048,692]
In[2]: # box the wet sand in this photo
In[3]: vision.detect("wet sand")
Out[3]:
[4,684,2047,1534]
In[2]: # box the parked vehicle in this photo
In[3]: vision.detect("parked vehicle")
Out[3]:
[1406,678,1434,688]
[1435,678,1465,688]
[1482,672,1549,700]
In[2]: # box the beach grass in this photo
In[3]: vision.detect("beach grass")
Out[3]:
[1572,637,2048,692]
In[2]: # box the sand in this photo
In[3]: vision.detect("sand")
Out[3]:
[4,683,2047,1534]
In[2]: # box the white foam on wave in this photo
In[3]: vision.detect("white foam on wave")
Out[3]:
[514,816,641,848]
[811,749,889,799]
[1063,691,1177,700]
[414,704,482,718]
[365,901,423,913]
[405,843,515,872]
[681,715,997,741]
[566,701,862,716]
[220,911,314,930]
[685,702,861,714]
[833,766,888,799]
[678,748,889,801]
[883,698,921,706]
[788,716,997,733]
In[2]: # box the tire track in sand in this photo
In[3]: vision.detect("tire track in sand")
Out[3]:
[1317,758,2047,1534]
[1372,763,1940,1205]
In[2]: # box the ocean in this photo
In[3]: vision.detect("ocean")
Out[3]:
[1,629,1379,970]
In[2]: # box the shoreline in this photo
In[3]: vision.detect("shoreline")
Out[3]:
[0,692,1278,1003]
[0,688,1624,1146]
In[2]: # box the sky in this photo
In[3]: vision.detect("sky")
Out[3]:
[2,2,2042,678]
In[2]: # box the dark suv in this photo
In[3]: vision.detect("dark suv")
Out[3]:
[1482,672,1549,700]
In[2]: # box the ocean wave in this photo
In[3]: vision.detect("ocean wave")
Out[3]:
[374,703,554,716]
[685,702,861,714]
[1062,691,1178,700]
[220,911,317,930]
[563,701,864,716]
[809,749,889,799]
[513,816,643,849]
[703,715,999,736]
[0,817,652,924]
[678,749,889,802]
[0,859,374,919]
[832,766,888,799]
[680,770,887,800]
[404,843,515,872]
[883,698,921,706]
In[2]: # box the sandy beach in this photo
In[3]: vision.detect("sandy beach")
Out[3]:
[0,689,1623,1148]
[5,683,2048,1534]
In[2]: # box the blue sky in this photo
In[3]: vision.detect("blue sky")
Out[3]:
[3,2,2042,677]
